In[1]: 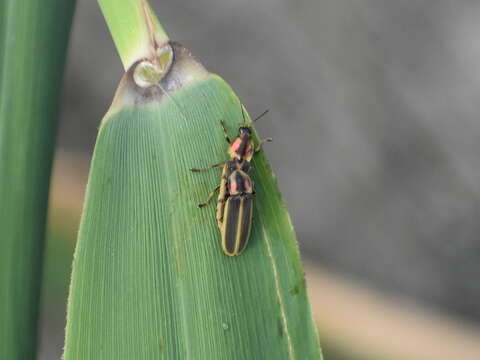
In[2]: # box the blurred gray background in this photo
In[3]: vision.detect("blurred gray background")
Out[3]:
[45,0,480,358]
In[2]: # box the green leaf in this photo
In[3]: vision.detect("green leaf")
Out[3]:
[64,1,322,359]
[0,0,76,359]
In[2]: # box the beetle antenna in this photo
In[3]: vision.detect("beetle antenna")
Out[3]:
[253,109,269,122]
[240,103,246,123]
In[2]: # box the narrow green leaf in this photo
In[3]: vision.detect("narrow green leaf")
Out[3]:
[0,0,76,358]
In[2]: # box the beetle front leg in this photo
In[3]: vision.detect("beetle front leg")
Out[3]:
[220,120,231,144]
[198,185,221,208]
[255,137,273,153]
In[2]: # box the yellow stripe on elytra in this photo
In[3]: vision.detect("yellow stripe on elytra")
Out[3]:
[234,197,244,255]
[216,165,228,228]
[221,200,229,255]
[246,199,253,248]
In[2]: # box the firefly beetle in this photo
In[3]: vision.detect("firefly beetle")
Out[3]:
[190,107,271,256]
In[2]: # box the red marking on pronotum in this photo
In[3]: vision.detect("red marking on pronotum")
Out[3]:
[231,139,242,153]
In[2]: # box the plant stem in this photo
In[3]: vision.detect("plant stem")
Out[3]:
[98,0,169,70]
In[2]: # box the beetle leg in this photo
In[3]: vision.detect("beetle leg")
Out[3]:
[255,137,273,153]
[190,162,225,172]
[220,120,231,143]
[198,185,221,208]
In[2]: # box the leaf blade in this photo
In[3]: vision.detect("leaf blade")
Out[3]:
[64,75,322,359]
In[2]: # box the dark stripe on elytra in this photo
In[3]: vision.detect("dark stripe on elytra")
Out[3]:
[238,195,253,253]
[224,196,241,254]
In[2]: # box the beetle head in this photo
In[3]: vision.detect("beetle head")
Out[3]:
[238,126,252,137]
